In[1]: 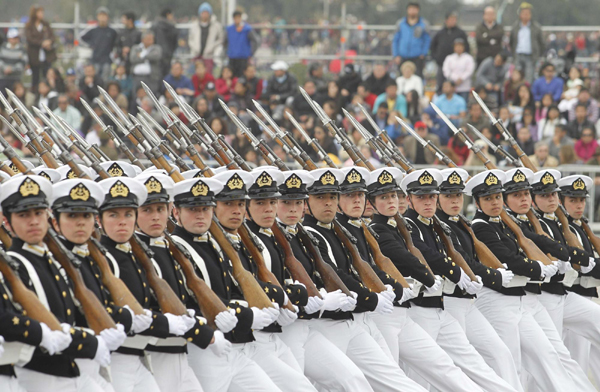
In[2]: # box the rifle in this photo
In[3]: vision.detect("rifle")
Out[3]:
[465,123,521,167]
[362,225,410,287]
[580,217,600,257]
[458,215,505,269]
[0,249,62,330]
[286,111,336,168]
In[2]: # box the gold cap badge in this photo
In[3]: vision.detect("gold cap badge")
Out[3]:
[107,163,124,177]
[513,170,526,183]
[8,162,20,174]
[448,172,462,185]
[541,172,555,185]
[19,178,40,197]
[346,169,362,184]
[485,172,499,186]
[256,172,273,187]
[226,174,244,190]
[285,174,301,189]
[69,183,90,201]
[573,178,586,191]
[144,177,163,194]
[320,172,336,186]
[191,180,209,196]
[67,169,77,179]
[109,181,130,198]
[418,171,433,185]
[38,171,52,182]
[378,171,393,185]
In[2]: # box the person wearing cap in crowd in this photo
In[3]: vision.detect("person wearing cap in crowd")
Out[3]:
[50,178,131,392]
[134,172,220,392]
[201,81,225,118]
[0,175,114,392]
[188,2,224,76]
[302,168,430,392]
[467,170,587,391]
[225,10,259,78]
[0,27,27,92]
[403,120,441,165]
[369,167,493,392]
[442,37,476,101]
[401,169,517,392]
[557,174,600,384]
[263,60,298,107]
[275,169,375,392]
[435,168,522,390]
[169,172,283,392]
[97,176,195,392]
[228,76,251,111]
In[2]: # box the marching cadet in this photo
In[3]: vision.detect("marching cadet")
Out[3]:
[367,167,490,392]
[435,168,522,391]
[556,174,600,385]
[466,169,591,392]
[168,173,283,392]
[0,175,118,392]
[97,176,196,392]
[135,172,226,392]
[501,168,595,391]
[275,169,375,392]
[302,168,430,392]
[400,168,516,392]
[50,178,134,392]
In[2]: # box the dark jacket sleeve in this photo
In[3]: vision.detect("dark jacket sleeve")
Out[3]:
[184,317,214,349]
[0,311,43,345]
[257,280,285,307]
[409,226,462,283]
[106,304,133,333]
[284,283,309,307]
[139,310,170,338]
[373,265,405,302]
[62,327,99,359]
[473,222,543,279]
[522,228,569,260]
[228,302,254,335]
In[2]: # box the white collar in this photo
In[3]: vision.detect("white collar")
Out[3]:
[347,218,362,228]
[489,216,500,223]
[115,242,132,253]
[387,217,397,228]
[259,227,273,237]
[543,212,557,221]
[225,232,241,243]
[448,215,459,222]
[516,214,529,222]
[417,215,432,226]
[316,221,333,230]
[194,233,210,242]
[150,236,168,248]
[22,243,49,257]
[71,243,90,257]
[573,219,582,226]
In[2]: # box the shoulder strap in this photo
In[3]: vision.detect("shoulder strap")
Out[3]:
[252,235,271,272]
[404,217,424,242]
[471,218,488,226]
[171,235,212,289]
[304,226,337,267]
[7,251,49,310]
[103,251,121,279]
[539,219,554,239]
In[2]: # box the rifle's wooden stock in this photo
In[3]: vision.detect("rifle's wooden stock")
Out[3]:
[581,220,600,258]
[361,223,410,288]
[458,217,504,269]
[432,217,477,281]
[394,215,436,276]
[0,226,13,248]
[501,210,553,265]
[556,205,584,249]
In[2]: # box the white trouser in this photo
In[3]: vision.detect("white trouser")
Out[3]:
[444,297,523,392]
[310,316,429,392]
[371,306,485,392]
[14,367,104,392]
[74,359,114,392]
[187,341,282,392]
[242,331,317,392]
[522,291,595,391]
[109,353,160,392]
[563,293,600,386]
[0,374,26,392]
[536,292,565,333]
[279,320,373,392]
[474,287,576,392]
[352,312,395,362]
[148,352,203,392]
[408,305,515,392]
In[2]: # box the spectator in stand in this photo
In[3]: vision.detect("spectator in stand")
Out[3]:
[12,81,35,109]
[292,80,318,118]
[201,82,224,118]
[215,65,237,102]
[404,121,440,164]
[313,124,338,156]
[339,64,361,97]
[510,2,544,83]
[531,63,564,104]
[130,31,162,94]
[515,123,535,156]
[35,80,58,112]
[431,11,469,94]
[308,63,328,96]
[475,6,504,66]
[433,80,467,122]
[529,140,558,167]
[53,94,81,131]
[392,2,430,77]
[567,88,599,123]
[405,90,422,123]
[193,96,211,119]
[189,3,224,76]
[475,52,509,104]
[81,7,118,82]
[0,29,27,92]
[209,116,230,140]
[263,60,297,107]
[243,64,263,101]
[79,63,103,103]
[462,103,489,131]
[110,63,133,100]
[360,101,388,136]
[152,8,179,78]
[191,60,215,97]
[548,123,573,159]
[537,105,566,141]
[464,139,496,167]
[442,38,475,101]
[395,61,423,97]
[364,63,394,97]
[357,83,377,111]
[225,10,259,78]
[447,133,470,165]
[46,68,65,94]
[559,144,578,165]
[534,93,553,123]
[372,80,407,117]
[576,126,600,162]
[163,61,195,103]
[561,67,583,101]
[567,103,595,139]
[470,85,498,114]
[24,5,55,93]
[504,68,528,104]
[317,81,344,112]
[510,84,535,123]
[515,106,537,141]
[105,81,129,109]
[116,12,141,75]
[229,77,251,111]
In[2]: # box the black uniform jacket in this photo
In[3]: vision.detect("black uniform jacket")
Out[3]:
[566,216,600,298]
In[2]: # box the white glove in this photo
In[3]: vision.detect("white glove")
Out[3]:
[208,330,231,357]
[374,293,394,314]
[457,270,471,290]
[40,323,72,355]
[165,313,191,336]
[130,309,153,334]
[293,280,306,288]
[399,286,416,304]
[465,276,483,295]
[99,324,126,351]
[425,276,443,293]
[0,336,4,358]
[321,289,346,312]
[581,258,597,274]
[537,261,559,279]
[497,268,514,287]
[93,336,111,367]
[251,307,277,330]
[303,296,324,314]
[340,291,358,312]
[381,284,396,302]
[557,260,572,274]
[215,309,238,333]
[277,306,298,326]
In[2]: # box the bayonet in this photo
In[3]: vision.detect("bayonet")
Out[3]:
[466,124,520,166]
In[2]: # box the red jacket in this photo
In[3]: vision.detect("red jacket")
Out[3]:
[192,73,216,97]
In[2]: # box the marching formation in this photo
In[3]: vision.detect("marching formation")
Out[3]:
[0,81,599,392]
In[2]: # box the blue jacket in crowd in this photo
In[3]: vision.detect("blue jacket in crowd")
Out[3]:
[226,23,253,59]
[392,17,430,59]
